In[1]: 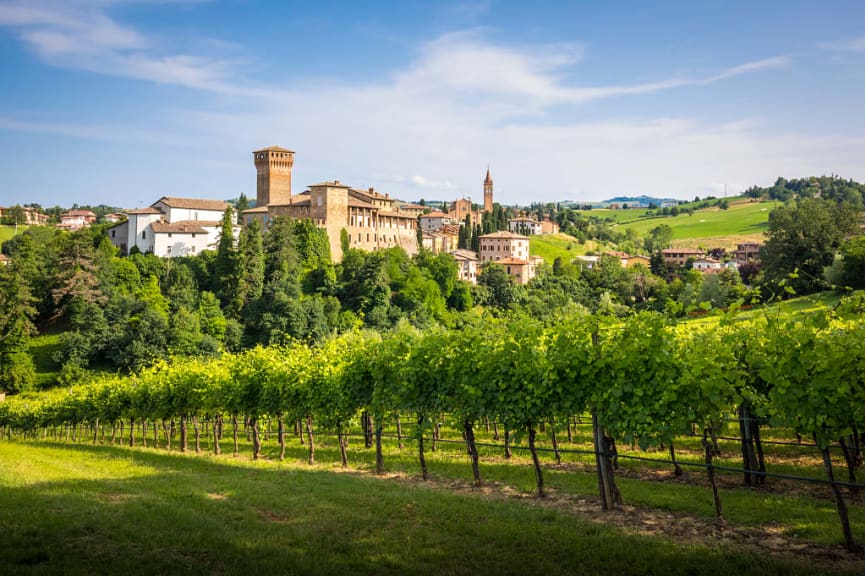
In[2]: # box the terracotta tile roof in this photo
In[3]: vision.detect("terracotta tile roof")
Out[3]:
[509,217,537,223]
[451,249,478,261]
[151,221,208,234]
[497,257,530,265]
[350,188,391,201]
[308,181,351,188]
[125,207,163,215]
[662,248,706,254]
[242,205,269,213]
[153,197,231,211]
[348,197,376,209]
[268,195,311,207]
[399,203,426,210]
[480,231,528,239]
[421,211,449,218]
[63,210,96,217]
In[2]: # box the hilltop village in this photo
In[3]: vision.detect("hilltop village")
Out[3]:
[4,145,769,286]
[100,146,568,286]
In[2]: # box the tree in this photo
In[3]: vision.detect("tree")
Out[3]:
[0,205,26,226]
[51,232,105,321]
[477,264,520,309]
[761,198,858,294]
[0,260,37,393]
[238,219,265,308]
[214,207,243,316]
[835,236,865,290]
[236,193,250,213]
[644,224,672,253]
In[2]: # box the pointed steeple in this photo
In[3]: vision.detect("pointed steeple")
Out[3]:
[483,165,493,213]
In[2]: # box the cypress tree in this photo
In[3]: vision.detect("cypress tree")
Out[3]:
[238,219,264,309]
[214,207,244,317]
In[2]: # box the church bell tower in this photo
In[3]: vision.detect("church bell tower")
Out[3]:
[483,166,493,213]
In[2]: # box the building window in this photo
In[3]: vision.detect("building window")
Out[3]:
[168,233,172,238]
[111,230,115,238]
[192,234,196,238]
[142,231,146,239]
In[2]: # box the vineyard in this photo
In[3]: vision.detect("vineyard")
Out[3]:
[2,297,865,565]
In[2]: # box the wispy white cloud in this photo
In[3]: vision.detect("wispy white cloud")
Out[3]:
[0,0,249,93]
[0,7,816,204]
[392,31,789,109]
[818,35,865,52]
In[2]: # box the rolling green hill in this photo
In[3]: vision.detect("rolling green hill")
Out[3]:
[576,207,651,223]
[529,233,597,264]
[614,200,778,248]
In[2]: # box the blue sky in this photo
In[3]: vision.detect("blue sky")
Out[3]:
[1,0,864,208]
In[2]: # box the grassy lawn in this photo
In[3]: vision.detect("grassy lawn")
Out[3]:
[614,200,778,245]
[29,333,63,389]
[1,439,850,576]
[529,233,596,264]
[0,224,27,243]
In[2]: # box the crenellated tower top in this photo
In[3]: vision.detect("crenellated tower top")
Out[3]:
[253,146,295,206]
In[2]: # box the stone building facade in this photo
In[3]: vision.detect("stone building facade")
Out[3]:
[479,231,530,263]
[242,147,418,262]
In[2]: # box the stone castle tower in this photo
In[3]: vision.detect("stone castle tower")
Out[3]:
[254,146,295,206]
[483,166,493,213]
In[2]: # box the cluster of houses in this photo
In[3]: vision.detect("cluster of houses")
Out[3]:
[0,205,127,231]
[0,206,48,225]
[575,244,762,274]
[661,244,762,272]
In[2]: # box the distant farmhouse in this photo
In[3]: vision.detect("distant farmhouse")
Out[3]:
[57,210,96,231]
[507,217,559,235]
[108,197,239,258]
[0,206,48,225]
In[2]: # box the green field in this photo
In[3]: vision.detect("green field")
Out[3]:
[529,233,596,264]
[613,201,777,245]
[0,224,27,243]
[2,408,864,576]
[1,437,857,576]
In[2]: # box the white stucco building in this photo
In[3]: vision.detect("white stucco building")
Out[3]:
[108,196,238,258]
